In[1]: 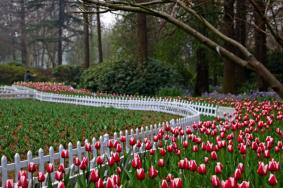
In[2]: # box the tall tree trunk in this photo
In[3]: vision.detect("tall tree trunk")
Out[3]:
[223,0,236,93]
[194,47,209,96]
[20,0,28,66]
[254,0,268,91]
[83,5,90,68]
[58,0,64,66]
[136,0,148,64]
[96,6,103,63]
[235,0,247,89]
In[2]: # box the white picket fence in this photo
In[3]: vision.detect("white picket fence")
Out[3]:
[0,85,235,187]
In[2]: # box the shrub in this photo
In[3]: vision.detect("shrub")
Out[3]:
[81,59,187,95]
[0,63,50,85]
[52,65,82,87]
[157,87,183,97]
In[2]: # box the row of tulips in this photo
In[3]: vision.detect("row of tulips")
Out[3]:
[4,99,283,187]
[14,82,91,95]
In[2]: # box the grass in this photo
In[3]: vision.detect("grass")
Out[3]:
[0,99,179,161]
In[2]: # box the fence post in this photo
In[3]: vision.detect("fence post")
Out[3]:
[68,143,73,168]
[1,156,8,188]
[38,148,44,172]
[14,153,20,183]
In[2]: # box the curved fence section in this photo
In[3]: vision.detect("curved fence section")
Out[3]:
[0,85,235,187]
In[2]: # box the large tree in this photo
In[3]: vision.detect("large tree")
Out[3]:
[80,0,283,97]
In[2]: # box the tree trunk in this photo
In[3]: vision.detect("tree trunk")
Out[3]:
[223,0,236,93]
[254,0,268,91]
[83,5,90,68]
[136,0,148,64]
[96,6,103,63]
[235,0,247,89]
[194,47,209,96]
[58,0,64,66]
[20,0,28,66]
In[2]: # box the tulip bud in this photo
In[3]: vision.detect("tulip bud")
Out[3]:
[96,178,104,188]
[57,182,65,188]
[96,155,104,165]
[94,141,101,150]
[38,172,45,182]
[85,143,92,152]
[268,173,277,186]
[58,163,65,173]
[158,159,165,167]
[90,169,99,182]
[55,171,63,181]
[28,162,37,173]
[5,179,13,188]
[211,175,220,187]
[136,168,145,180]
[61,149,69,158]
[161,179,169,188]
[149,166,158,178]
[198,164,206,174]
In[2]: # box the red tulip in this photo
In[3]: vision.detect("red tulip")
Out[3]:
[237,163,244,173]
[234,168,242,180]
[28,162,37,173]
[96,178,104,188]
[211,151,218,161]
[239,144,246,154]
[263,150,270,158]
[58,163,65,173]
[227,145,233,152]
[132,156,142,169]
[57,182,65,188]
[150,149,155,155]
[211,175,220,187]
[5,179,13,188]
[182,141,189,148]
[237,181,250,188]
[55,171,63,181]
[268,159,280,171]
[257,162,268,176]
[108,157,115,167]
[18,170,27,180]
[111,174,120,185]
[268,173,277,186]
[136,168,145,180]
[158,159,165,167]
[61,149,69,158]
[90,169,99,182]
[116,144,122,153]
[189,160,197,171]
[221,177,236,188]
[170,178,182,188]
[166,173,174,181]
[160,148,167,156]
[198,164,207,174]
[116,166,122,174]
[192,145,199,152]
[215,164,222,174]
[161,179,169,188]
[18,175,28,188]
[80,157,88,170]
[96,155,104,165]
[106,177,115,188]
[94,141,101,150]
[120,136,126,143]
[85,143,92,152]
[108,139,114,148]
[149,166,158,178]
[73,157,81,166]
[112,152,120,162]
[129,137,136,146]
[145,142,152,150]
[38,172,45,182]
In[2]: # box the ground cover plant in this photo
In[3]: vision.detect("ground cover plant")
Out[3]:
[7,99,283,188]
[14,82,91,96]
[0,99,178,161]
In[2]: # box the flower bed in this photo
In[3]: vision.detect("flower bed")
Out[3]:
[14,82,91,95]
[7,100,283,187]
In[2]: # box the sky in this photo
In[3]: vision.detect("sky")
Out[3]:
[101,12,116,28]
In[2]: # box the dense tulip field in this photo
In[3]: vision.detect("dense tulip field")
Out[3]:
[0,99,178,161]
[5,99,282,188]
[14,82,91,95]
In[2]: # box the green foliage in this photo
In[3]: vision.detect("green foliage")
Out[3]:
[157,87,183,97]
[52,65,82,87]
[0,99,178,161]
[81,59,188,95]
[0,63,50,85]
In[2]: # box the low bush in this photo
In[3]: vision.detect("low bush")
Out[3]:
[52,65,82,87]
[157,87,183,97]
[81,59,187,95]
[0,63,50,85]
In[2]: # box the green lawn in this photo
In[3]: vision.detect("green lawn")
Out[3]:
[0,99,179,161]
